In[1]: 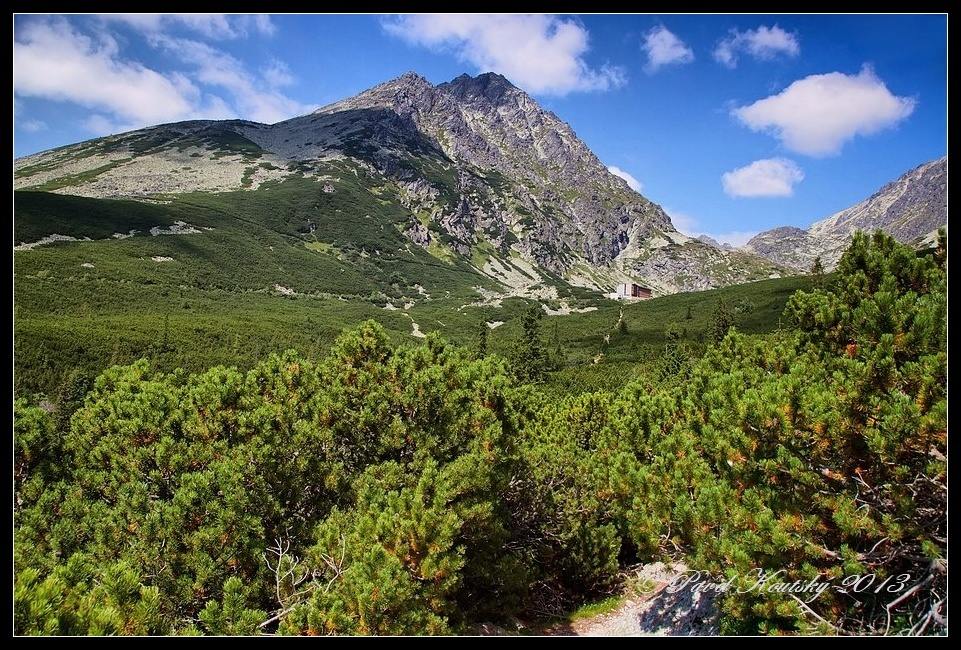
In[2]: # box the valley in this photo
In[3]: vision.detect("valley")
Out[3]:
[13,185,811,397]
[14,71,943,399]
[12,64,947,637]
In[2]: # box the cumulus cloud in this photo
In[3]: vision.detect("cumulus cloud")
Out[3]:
[382,14,626,95]
[721,158,804,198]
[14,17,205,125]
[147,34,315,123]
[14,16,309,136]
[714,25,799,68]
[608,165,643,192]
[732,65,916,156]
[100,14,275,39]
[665,208,758,248]
[642,26,694,73]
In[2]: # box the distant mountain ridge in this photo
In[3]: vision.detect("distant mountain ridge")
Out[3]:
[744,156,947,271]
[15,71,783,296]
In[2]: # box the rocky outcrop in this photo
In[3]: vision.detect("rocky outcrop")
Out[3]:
[744,157,947,271]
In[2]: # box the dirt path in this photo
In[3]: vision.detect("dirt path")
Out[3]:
[547,563,720,637]
[403,313,426,338]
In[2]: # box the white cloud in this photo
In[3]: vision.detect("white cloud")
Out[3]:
[14,17,206,125]
[732,65,916,156]
[642,26,694,73]
[721,158,804,198]
[262,59,295,89]
[249,15,276,37]
[714,25,799,68]
[147,34,315,123]
[665,209,699,235]
[83,114,139,136]
[14,16,310,135]
[100,14,275,39]
[18,118,48,133]
[382,14,626,95]
[607,165,643,192]
[665,207,758,248]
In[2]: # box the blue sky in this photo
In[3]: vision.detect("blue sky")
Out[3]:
[13,13,947,245]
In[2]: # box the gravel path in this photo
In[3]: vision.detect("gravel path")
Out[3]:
[549,562,721,637]
[404,313,426,338]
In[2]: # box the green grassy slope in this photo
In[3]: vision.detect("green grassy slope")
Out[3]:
[14,175,810,396]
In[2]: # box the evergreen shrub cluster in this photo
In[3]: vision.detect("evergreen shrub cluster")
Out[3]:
[14,231,946,635]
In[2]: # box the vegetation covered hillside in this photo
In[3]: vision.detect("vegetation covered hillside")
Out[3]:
[15,231,946,635]
[14,72,785,295]
[14,183,805,398]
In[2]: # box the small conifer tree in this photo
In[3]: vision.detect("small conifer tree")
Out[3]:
[810,255,825,288]
[708,301,735,343]
[476,321,489,358]
[512,305,547,382]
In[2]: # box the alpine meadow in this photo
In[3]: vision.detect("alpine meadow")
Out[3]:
[12,12,948,637]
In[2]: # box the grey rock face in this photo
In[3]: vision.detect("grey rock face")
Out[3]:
[695,234,723,249]
[741,227,817,272]
[625,234,784,294]
[694,234,734,251]
[744,157,947,271]
[312,71,674,268]
[302,71,779,290]
[403,221,431,247]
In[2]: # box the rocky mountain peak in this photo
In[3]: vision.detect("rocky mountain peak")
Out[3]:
[380,70,435,94]
[313,71,437,117]
[750,226,807,240]
[437,72,519,105]
[397,70,429,83]
[695,234,734,251]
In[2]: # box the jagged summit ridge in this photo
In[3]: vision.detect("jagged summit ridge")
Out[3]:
[438,72,518,104]
[302,71,678,271]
